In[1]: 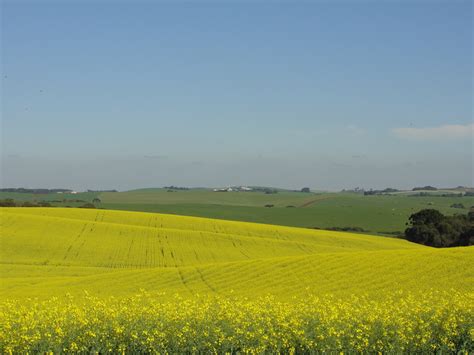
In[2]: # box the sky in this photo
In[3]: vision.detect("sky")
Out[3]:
[1,0,472,191]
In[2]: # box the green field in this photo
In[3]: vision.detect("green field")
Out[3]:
[2,189,472,235]
[1,207,473,352]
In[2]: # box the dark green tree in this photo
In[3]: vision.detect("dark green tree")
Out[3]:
[405,209,473,247]
[407,209,444,226]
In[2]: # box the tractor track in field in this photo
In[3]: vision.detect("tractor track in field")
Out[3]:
[298,196,333,208]
[195,267,218,293]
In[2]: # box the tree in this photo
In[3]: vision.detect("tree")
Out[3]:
[404,209,473,248]
[301,187,310,193]
[405,224,441,246]
[467,210,474,222]
[407,209,444,226]
[459,226,474,246]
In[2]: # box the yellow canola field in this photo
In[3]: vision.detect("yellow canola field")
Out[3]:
[1,208,473,352]
[2,291,473,353]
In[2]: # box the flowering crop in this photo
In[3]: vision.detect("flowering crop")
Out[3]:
[1,208,473,353]
[1,290,473,354]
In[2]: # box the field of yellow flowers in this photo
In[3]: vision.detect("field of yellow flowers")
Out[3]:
[1,208,473,352]
[1,291,473,353]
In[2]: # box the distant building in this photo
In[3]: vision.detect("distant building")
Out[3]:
[214,186,252,192]
[213,187,235,192]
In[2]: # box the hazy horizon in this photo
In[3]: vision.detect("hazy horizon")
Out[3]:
[1,1,472,190]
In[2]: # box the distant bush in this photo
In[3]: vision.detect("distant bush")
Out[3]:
[0,188,72,194]
[412,186,437,191]
[408,192,429,197]
[286,205,295,208]
[0,199,17,207]
[328,227,367,232]
[301,187,311,193]
[252,187,279,194]
[312,226,368,233]
[364,188,399,196]
[264,189,278,194]
[264,204,274,208]
[450,203,465,209]
[409,192,463,197]
[378,231,404,237]
[331,226,367,232]
[0,199,54,208]
[79,203,96,209]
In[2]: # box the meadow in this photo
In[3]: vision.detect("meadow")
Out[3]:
[1,207,473,352]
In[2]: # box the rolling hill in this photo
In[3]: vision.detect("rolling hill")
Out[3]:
[1,207,472,300]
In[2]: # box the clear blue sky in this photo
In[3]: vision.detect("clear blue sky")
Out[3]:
[1,0,472,190]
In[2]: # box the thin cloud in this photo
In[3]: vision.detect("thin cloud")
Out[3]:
[345,125,365,136]
[392,123,473,141]
[143,155,168,160]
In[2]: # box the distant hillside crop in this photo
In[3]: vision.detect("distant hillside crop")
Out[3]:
[1,208,472,299]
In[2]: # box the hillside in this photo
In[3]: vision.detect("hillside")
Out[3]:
[1,207,473,300]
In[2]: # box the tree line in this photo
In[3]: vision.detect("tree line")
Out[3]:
[0,199,97,209]
[0,188,72,194]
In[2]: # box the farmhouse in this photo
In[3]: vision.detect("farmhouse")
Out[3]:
[213,187,233,192]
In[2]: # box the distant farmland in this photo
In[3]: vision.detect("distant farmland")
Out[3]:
[2,188,471,235]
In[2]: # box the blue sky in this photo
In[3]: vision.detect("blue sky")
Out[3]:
[1,0,472,190]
